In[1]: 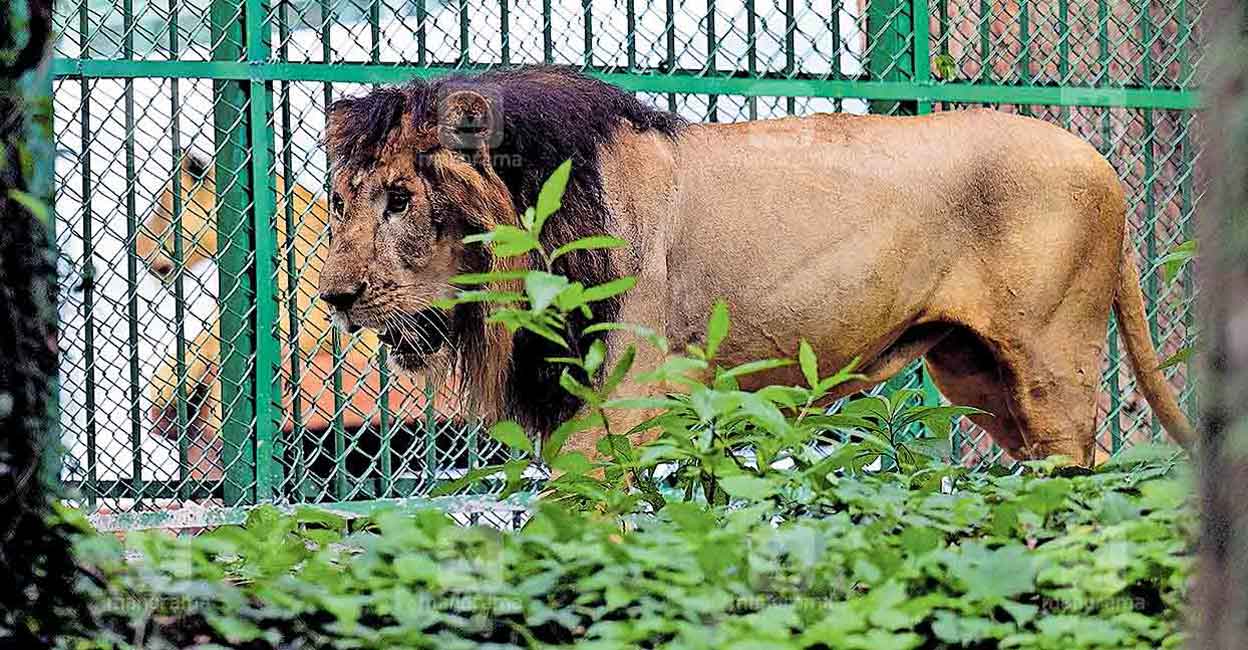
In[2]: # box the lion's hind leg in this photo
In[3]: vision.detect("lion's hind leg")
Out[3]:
[923,327,1029,460]
[923,323,1101,465]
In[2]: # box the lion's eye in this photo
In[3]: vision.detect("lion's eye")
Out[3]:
[331,193,344,216]
[385,189,410,218]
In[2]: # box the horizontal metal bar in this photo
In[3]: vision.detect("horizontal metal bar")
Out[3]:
[64,479,220,500]
[51,59,1202,110]
[85,493,537,531]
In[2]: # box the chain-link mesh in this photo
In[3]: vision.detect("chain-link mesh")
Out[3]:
[51,0,1200,524]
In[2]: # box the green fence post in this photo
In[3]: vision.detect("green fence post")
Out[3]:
[76,0,97,508]
[868,0,917,115]
[869,0,919,397]
[911,0,932,115]
[211,0,269,505]
[123,0,145,507]
[246,0,282,502]
[905,0,945,419]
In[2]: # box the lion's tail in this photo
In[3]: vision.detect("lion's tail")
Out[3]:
[1113,239,1196,449]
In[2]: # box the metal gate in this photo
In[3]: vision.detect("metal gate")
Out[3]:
[50,0,1200,528]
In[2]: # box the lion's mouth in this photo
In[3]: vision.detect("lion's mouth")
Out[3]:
[379,308,449,370]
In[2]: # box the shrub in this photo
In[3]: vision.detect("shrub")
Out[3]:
[61,450,1192,649]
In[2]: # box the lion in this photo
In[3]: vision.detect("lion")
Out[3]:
[317,65,1193,466]
[136,155,449,478]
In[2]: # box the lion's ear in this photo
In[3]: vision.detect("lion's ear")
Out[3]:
[437,89,499,153]
[325,97,358,160]
[183,151,212,182]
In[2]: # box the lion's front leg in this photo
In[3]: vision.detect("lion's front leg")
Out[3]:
[147,322,222,435]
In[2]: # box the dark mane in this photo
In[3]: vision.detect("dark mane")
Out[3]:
[327,66,686,434]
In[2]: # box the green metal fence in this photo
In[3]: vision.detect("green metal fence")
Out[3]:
[51,0,1200,528]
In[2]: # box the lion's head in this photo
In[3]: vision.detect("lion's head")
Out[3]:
[320,66,684,431]
[135,153,219,279]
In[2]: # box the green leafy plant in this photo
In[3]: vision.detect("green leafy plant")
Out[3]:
[58,456,1194,650]
[1157,239,1197,370]
[1158,239,1196,285]
[932,53,959,81]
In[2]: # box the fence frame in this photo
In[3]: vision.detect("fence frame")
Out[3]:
[51,0,1202,528]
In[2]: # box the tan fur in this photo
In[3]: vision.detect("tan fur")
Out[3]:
[642,110,1193,462]
[323,107,1194,465]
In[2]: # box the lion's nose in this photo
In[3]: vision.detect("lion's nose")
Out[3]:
[319,281,366,312]
[149,257,175,278]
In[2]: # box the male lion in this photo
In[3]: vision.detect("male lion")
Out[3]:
[318,65,1193,465]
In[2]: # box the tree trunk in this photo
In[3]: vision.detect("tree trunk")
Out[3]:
[1194,0,1248,647]
[0,0,79,644]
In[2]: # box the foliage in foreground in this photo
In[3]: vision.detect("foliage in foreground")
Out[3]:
[58,449,1192,650]
[0,9,85,645]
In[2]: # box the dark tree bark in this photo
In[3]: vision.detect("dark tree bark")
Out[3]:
[0,0,80,645]
[1194,0,1248,647]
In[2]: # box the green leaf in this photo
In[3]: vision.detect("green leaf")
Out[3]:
[522,320,570,348]
[292,506,347,532]
[802,413,874,431]
[430,465,507,495]
[798,340,818,388]
[525,271,571,313]
[583,321,668,354]
[602,396,683,410]
[932,53,958,81]
[1098,491,1141,524]
[719,475,778,500]
[705,300,730,360]
[951,543,1037,602]
[740,393,793,435]
[719,358,794,380]
[1001,601,1039,625]
[581,276,637,304]
[1158,345,1194,370]
[559,369,601,406]
[500,458,531,497]
[550,282,588,313]
[1099,442,1185,471]
[488,421,534,455]
[601,344,635,396]
[583,339,607,375]
[496,311,570,348]
[596,434,635,464]
[904,436,951,461]
[756,384,811,408]
[550,452,593,476]
[448,270,530,285]
[1158,239,1196,284]
[8,190,50,226]
[464,224,540,258]
[534,159,573,235]
[816,358,863,394]
[842,395,891,422]
[436,290,525,309]
[637,356,708,385]
[550,235,629,262]
[208,613,269,643]
[905,405,988,439]
[898,525,941,555]
[543,413,604,464]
